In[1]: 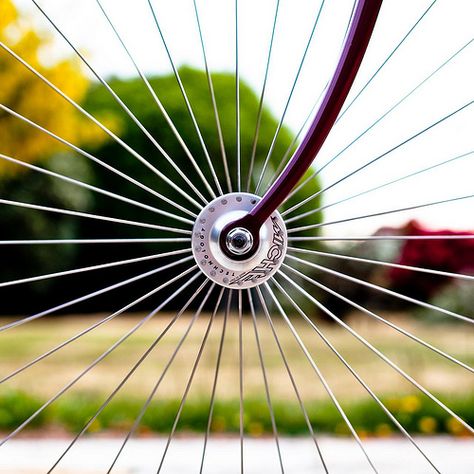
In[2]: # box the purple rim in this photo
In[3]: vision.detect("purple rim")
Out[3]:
[223,0,383,252]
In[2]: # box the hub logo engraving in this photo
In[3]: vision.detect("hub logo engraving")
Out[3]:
[229,216,285,285]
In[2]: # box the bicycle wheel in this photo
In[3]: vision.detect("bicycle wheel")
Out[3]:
[0,0,473,472]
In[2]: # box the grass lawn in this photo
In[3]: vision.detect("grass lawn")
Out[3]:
[0,311,472,436]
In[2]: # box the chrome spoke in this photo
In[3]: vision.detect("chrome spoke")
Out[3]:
[257,285,378,473]
[286,38,473,206]
[287,193,474,234]
[289,234,474,242]
[271,275,441,473]
[147,0,223,197]
[265,85,326,191]
[95,0,216,202]
[0,104,197,218]
[48,279,212,473]
[247,289,284,473]
[265,1,356,191]
[106,283,217,473]
[156,286,223,474]
[283,100,473,217]
[254,0,327,194]
[0,153,193,225]
[279,262,473,373]
[250,289,328,473]
[280,265,474,435]
[0,256,194,333]
[0,249,190,289]
[193,0,232,193]
[336,0,439,124]
[286,149,474,224]
[285,256,474,324]
[0,264,197,385]
[0,273,205,448]
[235,0,241,192]
[0,40,203,210]
[288,246,474,282]
[31,0,209,206]
[199,289,231,474]
[245,0,281,192]
[238,288,244,474]
[0,238,190,245]
[0,197,192,234]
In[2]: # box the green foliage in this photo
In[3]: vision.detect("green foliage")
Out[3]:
[1,389,472,437]
[418,279,474,324]
[0,153,93,312]
[0,67,322,313]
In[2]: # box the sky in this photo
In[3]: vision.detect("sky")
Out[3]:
[14,0,474,236]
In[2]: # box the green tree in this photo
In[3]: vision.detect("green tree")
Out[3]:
[0,67,323,313]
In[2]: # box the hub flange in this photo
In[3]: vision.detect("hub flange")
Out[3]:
[192,193,287,289]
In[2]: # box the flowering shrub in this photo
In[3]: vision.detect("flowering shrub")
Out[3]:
[388,220,474,299]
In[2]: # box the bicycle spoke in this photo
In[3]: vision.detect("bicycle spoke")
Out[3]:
[147,0,222,197]
[0,41,203,210]
[235,0,241,192]
[279,265,474,435]
[0,238,190,245]
[336,0,439,124]
[0,248,189,289]
[265,1,356,191]
[288,193,474,234]
[106,285,218,473]
[288,246,474,282]
[0,263,197,385]
[0,197,192,234]
[286,38,473,207]
[271,276,441,473]
[265,86,325,191]
[256,285,378,473]
[254,0,327,194]
[156,286,223,474]
[199,290,231,474]
[285,255,473,323]
[48,279,211,473]
[248,289,284,473]
[0,153,193,225]
[0,273,205,448]
[238,288,244,474]
[0,256,194,333]
[283,100,473,216]
[193,0,232,193]
[0,104,197,219]
[245,0,281,192]
[278,264,473,373]
[95,0,216,202]
[286,149,474,224]
[289,234,474,242]
[31,0,210,206]
[250,289,328,473]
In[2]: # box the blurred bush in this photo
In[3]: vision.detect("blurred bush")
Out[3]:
[0,62,323,313]
[1,388,473,437]
[388,220,474,300]
[0,0,109,176]
[418,279,474,323]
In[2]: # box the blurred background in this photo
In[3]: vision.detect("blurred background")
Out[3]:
[0,0,473,442]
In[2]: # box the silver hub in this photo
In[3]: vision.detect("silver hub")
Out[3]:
[226,227,253,255]
[192,192,287,289]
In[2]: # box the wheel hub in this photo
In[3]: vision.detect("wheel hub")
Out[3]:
[192,193,287,288]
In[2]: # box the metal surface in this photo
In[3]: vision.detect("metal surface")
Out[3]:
[227,0,383,235]
[192,193,287,288]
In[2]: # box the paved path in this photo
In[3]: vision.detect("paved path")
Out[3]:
[0,436,472,473]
